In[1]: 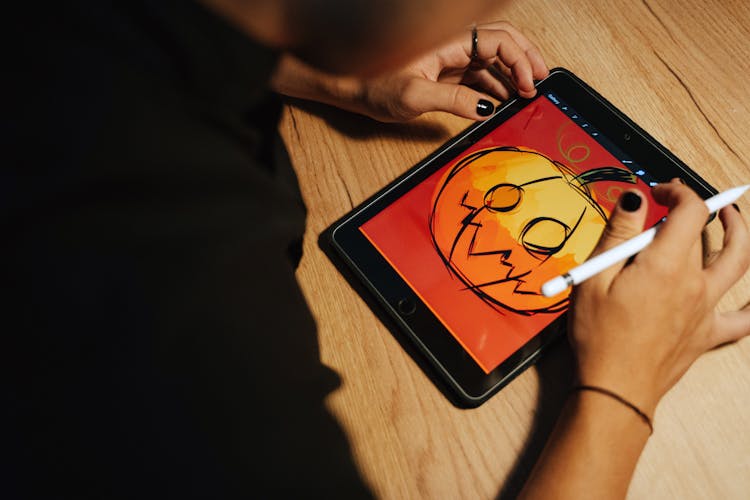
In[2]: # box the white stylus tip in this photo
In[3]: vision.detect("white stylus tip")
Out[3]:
[541,276,570,297]
[704,184,750,213]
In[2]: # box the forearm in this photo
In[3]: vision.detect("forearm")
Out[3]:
[519,390,651,500]
[270,54,366,114]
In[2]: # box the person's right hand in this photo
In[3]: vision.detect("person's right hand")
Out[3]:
[568,180,750,419]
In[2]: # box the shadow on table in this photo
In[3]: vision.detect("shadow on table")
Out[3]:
[496,339,575,500]
[313,103,578,497]
[285,97,451,143]
[319,226,576,497]
[498,226,713,497]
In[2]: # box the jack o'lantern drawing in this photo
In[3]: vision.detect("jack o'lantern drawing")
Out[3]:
[429,146,636,315]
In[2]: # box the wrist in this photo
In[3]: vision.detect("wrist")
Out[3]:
[270,54,365,113]
[571,385,654,434]
[568,387,653,442]
[327,75,367,113]
[520,386,651,498]
[576,365,662,418]
[577,355,664,419]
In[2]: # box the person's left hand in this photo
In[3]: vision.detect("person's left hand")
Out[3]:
[271,21,549,122]
[357,21,549,122]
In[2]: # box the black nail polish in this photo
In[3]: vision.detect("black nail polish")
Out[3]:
[620,191,642,212]
[733,203,741,213]
[477,99,494,117]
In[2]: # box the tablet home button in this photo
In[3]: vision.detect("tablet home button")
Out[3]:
[397,298,417,316]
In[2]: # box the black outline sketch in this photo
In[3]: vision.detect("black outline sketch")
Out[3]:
[429,146,637,316]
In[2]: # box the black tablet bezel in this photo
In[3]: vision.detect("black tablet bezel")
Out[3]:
[327,67,716,406]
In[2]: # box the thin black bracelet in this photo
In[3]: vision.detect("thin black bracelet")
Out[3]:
[570,385,654,435]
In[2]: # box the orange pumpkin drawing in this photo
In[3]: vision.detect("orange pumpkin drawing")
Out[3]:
[429,146,636,315]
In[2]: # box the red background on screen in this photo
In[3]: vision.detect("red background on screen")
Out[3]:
[360,97,665,373]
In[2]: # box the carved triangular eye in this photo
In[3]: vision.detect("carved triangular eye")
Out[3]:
[484,183,523,212]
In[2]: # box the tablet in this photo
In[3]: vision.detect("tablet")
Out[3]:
[327,67,716,407]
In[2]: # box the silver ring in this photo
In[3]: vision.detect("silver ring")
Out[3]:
[471,25,479,64]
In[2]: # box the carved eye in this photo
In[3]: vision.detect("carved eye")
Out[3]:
[484,184,523,212]
[520,217,569,257]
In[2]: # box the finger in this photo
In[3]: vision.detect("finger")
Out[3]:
[477,21,550,80]
[583,190,648,291]
[472,30,536,98]
[704,248,721,267]
[672,179,706,269]
[492,59,514,81]
[401,78,495,120]
[642,181,708,261]
[526,46,550,81]
[701,230,715,266]
[704,204,750,303]
[710,305,750,348]
[687,228,704,273]
[464,68,512,101]
[687,233,704,272]
[657,179,704,270]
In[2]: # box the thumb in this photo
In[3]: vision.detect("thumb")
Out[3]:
[585,190,648,290]
[402,79,495,120]
[710,306,750,349]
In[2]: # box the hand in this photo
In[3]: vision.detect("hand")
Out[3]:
[271,21,549,122]
[569,180,750,418]
[356,21,549,122]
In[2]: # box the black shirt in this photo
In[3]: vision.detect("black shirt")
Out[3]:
[5,1,371,497]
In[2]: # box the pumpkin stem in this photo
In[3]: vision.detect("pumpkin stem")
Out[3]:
[574,167,637,186]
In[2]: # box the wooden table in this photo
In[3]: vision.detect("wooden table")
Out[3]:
[279,1,750,497]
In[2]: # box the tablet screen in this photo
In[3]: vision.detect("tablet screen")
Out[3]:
[359,94,668,374]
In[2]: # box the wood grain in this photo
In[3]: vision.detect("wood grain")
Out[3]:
[279,1,750,497]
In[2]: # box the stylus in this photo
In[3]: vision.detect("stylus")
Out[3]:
[541,184,750,297]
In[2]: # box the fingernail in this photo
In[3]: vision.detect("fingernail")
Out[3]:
[733,203,741,213]
[477,99,494,117]
[620,191,642,212]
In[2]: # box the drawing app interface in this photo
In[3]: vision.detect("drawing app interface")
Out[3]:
[360,95,667,373]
